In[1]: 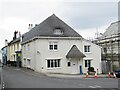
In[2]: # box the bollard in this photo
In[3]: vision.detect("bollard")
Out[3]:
[94,71,98,78]
[86,71,89,78]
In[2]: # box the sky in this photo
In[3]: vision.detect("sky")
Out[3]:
[0,0,119,49]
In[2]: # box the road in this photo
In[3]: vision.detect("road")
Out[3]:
[2,66,118,88]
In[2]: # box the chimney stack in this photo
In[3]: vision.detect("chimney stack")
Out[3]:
[28,24,33,30]
[19,31,21,37]
[13,31,18,40]
[5,39,8,46]
[35,24,38,27]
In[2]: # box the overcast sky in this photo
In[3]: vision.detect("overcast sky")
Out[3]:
[0,0,119,49]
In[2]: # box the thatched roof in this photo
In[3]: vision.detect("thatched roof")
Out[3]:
[66,45,86,58]
[22,14,82,42]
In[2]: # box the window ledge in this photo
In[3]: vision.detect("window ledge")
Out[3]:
[49,50,59,52]
[47,67,61,70]
[84,52,92,54]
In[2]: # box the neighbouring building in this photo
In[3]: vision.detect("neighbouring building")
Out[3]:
[95,21,120,73]
[7,31,22,67]
[0,50,1,60]
[21,14,102,74]
[1,39,8,65]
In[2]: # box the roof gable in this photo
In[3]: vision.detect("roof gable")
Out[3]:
[22,14,82,42]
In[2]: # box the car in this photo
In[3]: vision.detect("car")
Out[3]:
[115,69,120,78]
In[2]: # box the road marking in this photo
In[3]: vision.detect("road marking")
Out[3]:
[94,85,102,88]
[89,86,96,88]
[15,69,20,71]
[2,82,5,89]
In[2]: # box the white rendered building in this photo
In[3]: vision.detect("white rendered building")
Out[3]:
[21,14,101,74]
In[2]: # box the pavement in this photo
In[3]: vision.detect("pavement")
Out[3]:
[45,73,109,78]
[16,66,110,79]
[7,66,111,79]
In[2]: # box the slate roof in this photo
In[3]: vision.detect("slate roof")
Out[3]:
[22,14,82,42]
[8,37,20,45]
[66,45,86,58]
[100,21,120,39]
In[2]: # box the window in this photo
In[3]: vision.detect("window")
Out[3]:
[17,44,19,50]
[54,28,63,35]
[67,62,71,67]
[84,45,91,52]
[24,45,26,53]
[49,42,58,51]
[47,59,61,68]
[47,60,50,68]
[85,60,91,67]
[27,59,31,68]
[24,58,26,67]
[28,44,30,51]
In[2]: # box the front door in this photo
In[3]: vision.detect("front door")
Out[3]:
[71,59,78,74]
[27,59,31,68]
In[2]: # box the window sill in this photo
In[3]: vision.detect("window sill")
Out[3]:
[84,52,92,54]
[49,50,59,52]
[47,67,61,70]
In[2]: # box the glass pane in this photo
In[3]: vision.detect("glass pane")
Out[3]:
[55,60,57,67]
[88,46,90,52]
[49,45,53,50]
[54,45,58,50]
[51,60,53,68]
[88,60,91,67]
[85,60,87,67]
[68,62,71,67]
[84,46,87,52]
[47,60,50,68]
[58,59,60,67]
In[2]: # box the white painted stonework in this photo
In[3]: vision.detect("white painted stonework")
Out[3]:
[22,37,102,74]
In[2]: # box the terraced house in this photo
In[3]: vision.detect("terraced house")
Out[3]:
[7,31,22,67]
[21,14,102,74]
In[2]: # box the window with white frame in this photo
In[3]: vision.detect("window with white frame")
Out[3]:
[84,45,91,52]
[49,42,58,51]
[47,59,60,68]
[85,60,91,67]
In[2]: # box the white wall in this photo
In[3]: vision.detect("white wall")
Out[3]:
[82,39,102,74]
[8,42,21,61]
[22,38,102,74]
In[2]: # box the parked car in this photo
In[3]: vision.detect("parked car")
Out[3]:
[115,69,120,78]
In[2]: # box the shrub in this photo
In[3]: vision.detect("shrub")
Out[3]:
[88,67,94,72]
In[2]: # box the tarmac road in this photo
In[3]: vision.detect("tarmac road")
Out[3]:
[2,66,118,88]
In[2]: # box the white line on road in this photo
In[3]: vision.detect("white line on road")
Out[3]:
[2,82,5,89]
[94,85,102,88]
[89,86,96,88]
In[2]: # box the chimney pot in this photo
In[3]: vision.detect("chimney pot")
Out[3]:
[5,39,8,46]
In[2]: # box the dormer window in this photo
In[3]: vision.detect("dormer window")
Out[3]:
[54,28,63,35]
